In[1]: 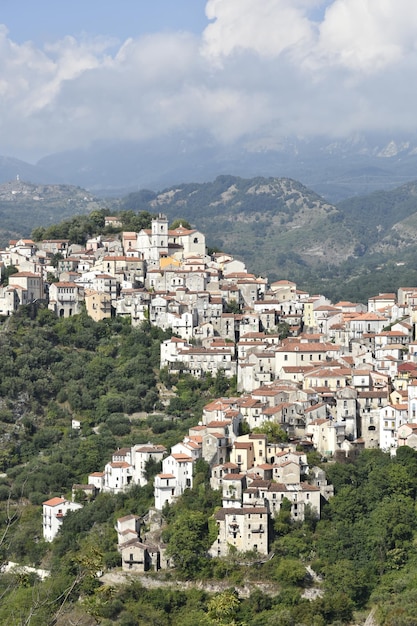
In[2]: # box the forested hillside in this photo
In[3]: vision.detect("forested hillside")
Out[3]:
[3,175,417,301]
[0,305,417,624]
[120,175,417,301]
[0,180,111,245]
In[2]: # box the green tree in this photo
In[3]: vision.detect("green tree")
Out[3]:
[276,321,291,339]
[273,558,307,587]
[89,209,106,230]
[2,264,18,286]
[50,252,64,268]
[225,300,241,314]
[170,218,193,230]
[166,511,210,578]
[207,589,240,625]
[253,422,288,443]
[31,226,46,241]
[274,497,292,536]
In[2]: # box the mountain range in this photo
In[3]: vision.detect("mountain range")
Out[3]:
[2,173,417,302]
[3,131,417,202]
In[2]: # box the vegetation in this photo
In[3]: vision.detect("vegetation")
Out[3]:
[3,178,417,622]
[30,209,156,245]
[1,303,417,623]
[0,181,114,246]
[2,175,417,301]
[5,424,417,624]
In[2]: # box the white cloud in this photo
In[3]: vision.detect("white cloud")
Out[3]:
[202,0,315,63]
[0,0,417,161]
[318,0,417,71]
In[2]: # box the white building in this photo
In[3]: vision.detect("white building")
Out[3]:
[42,497,82,542]
[131,444,167,486]
[379,403,408,451]
[103,461,133,493]
[154,453,195,510]
[210,506,269,557]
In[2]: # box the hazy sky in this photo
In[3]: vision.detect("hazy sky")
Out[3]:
[1,0,416,162]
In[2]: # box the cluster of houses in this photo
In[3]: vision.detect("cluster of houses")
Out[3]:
[6,213,415,454]
[41,390,334,565]
[7,210,417,563]
[44,417,332,569]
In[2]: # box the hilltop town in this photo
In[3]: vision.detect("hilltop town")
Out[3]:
[3,212,417,573]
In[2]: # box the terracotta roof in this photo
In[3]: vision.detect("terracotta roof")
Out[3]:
[43,497,65,507]
[171,453,194,462]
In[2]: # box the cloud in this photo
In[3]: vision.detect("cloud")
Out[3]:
[0,1,417,161]
[202,0,315,63]
[318,0,417,71]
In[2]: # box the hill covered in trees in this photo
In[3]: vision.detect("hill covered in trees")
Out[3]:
[120,175,417,301]
[1,196,417,621]
[1,305,417,624]
[3,174,417,301]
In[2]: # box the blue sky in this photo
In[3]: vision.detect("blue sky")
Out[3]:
[0,0,209,44]
[0,0,416,162]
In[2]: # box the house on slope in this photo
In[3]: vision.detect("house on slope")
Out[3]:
[209,506,269,558]
[42,497,83,542]
[154,453,195,510]
[116,514,168,572]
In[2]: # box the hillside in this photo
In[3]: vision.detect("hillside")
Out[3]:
[121,175,356,277]
[338,181,417,252]
[34,131,417,201]
[0,180,112,245]
[3,174,417,300]
[118,175,417,300]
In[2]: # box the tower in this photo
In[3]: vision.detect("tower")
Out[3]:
[150,214,168,264]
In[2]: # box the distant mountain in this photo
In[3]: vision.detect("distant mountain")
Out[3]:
[0,180,111,245]
[121,175,354,279]
[3,174,417,301]
[120,174,417,300]
[0,156,61,185]
[35,132,417,202]
[338,181,417,253]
